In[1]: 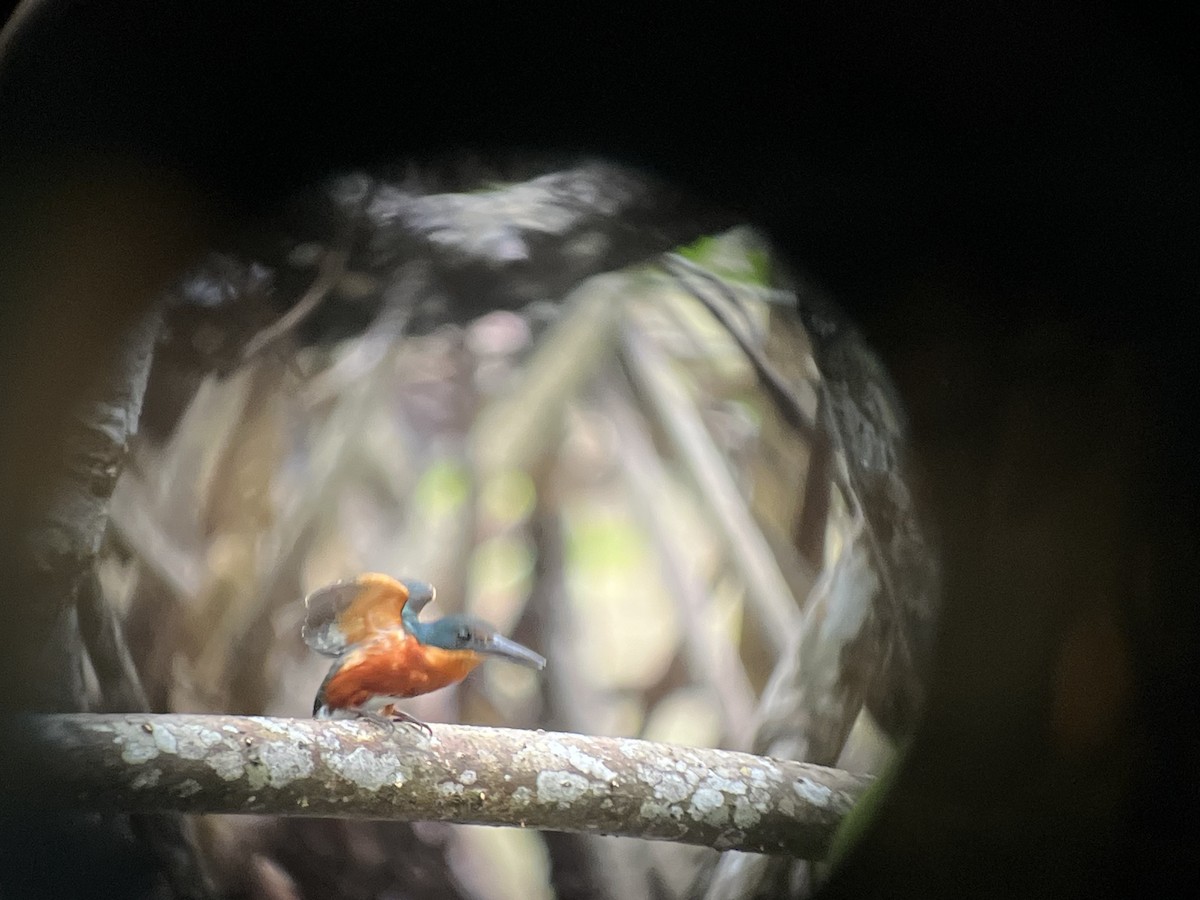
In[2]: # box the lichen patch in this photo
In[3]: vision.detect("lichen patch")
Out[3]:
[639,799,683,822]
[545,739,618,782]
[173,778,202,798]
[130,768,161,790]
[689,786,728,825]
[256,740,315,787]
[208,749,246,781]
[700,773,748,796]
[732,796,761,828]
[245,758,270,792]
[109,722,161,764]
[652,773,691,804]
[327,747,407,792]
[793,778,832,807]
[150,723,178,754]
[536,770,589,806]
[174,725,228,760]
[616,740,642,760]
[438,781,465,798]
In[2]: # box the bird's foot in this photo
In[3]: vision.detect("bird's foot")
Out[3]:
[387,708,434,738]
[349,706,432,738]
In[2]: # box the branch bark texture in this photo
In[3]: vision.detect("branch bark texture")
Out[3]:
[13,714,872,860]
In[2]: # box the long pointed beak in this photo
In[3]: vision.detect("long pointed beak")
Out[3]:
[481,634,547,670]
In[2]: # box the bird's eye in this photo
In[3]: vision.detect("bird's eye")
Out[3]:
[457,627,471,642]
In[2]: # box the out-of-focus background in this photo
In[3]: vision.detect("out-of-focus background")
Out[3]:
[3,5,1192,900]
[90,163,931,898]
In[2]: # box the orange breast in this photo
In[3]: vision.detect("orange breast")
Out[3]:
[322,630,483,709]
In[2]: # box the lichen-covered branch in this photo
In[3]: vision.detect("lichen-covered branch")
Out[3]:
[13,714,872,860]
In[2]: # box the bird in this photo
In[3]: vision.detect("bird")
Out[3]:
[301,572,546,733]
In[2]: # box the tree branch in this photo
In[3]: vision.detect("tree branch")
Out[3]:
[11,714,871,860]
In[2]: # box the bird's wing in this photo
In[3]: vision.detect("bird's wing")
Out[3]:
[302,573,418,656]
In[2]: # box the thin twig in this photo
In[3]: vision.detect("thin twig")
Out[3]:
[661,254,817,441]
[599,379,757,749]
[532,474,660,900]
[468,272,623,475]
[108,466,205,601]
[76,569,150,712]
[241,249,349,361]
[620,324,802,656]
[793,393,832,570]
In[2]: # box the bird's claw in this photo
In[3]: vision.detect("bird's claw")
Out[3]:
[349,707,432,738]
[387,710,434,738]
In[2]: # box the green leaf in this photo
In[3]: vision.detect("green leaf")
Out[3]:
[826,741,909,871]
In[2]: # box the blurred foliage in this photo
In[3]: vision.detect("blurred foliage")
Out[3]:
[99,215,913,899]
[677,229,774,288]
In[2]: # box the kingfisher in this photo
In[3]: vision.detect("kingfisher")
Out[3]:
[302,572,546,732]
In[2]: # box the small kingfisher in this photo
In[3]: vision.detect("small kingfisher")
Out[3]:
[302,572,546,732]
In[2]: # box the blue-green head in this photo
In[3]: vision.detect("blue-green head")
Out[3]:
[410,613,546,670]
